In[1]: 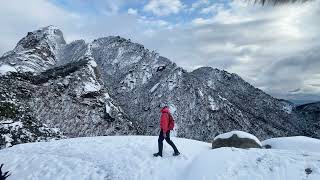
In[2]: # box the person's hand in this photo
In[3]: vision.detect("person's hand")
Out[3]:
[163,132,167,138]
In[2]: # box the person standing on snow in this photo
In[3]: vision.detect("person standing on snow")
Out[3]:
[153,106,180,157]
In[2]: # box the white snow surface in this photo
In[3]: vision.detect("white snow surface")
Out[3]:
[184,147,320,180]
[123,73,136,90]
[282,103,293,114]
[1,136,320,180]
[150,83,160,93]
[0,64,17,75]
[198,89,204,97]
[2,121,23,131]
[105,101,117,114]
[83,81,101,93]
[2,134,13,148]
[262,136,320,153]
[208,96,219,111]
[105,103,111,114]
[104,92,111,99]
[214,130,262,146]
[88,59,97,67]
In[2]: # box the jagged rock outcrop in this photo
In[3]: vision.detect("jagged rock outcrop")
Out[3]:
[0,26,66,73]
[0,58,142,141]
[0,27,142,148]
[0,26,316,148]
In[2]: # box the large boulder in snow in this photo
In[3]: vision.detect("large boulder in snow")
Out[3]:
[212,131,262,149]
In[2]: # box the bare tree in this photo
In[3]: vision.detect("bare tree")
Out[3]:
[0,164,10,180]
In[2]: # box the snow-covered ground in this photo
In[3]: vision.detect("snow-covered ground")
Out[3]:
[184,147,320,180]
[0,136,320,180]
[262,136,320,153]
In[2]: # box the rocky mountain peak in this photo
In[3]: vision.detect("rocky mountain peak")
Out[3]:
[15,25,66,52]
[0,26,67,73]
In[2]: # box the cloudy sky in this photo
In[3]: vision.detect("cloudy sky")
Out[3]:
[0,0,319,104]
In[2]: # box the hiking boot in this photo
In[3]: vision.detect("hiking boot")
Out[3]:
[173,152,180,156]
[153,153,162,157]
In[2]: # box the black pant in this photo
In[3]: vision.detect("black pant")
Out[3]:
[158,129,179,155]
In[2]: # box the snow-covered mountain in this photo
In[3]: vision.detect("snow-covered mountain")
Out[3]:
[0,136,319,180]
[0,26,142,147]
[83,34,304,140]
[0,26,316,147]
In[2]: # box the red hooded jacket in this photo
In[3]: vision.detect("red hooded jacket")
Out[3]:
[160,107,173,133]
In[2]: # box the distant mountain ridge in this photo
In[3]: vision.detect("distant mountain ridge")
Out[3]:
[0,26,317,148]
[294,101,320,138]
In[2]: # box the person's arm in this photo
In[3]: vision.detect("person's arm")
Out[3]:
[160,113,169,136]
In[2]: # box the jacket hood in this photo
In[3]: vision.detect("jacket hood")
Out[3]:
[161,107,170,113]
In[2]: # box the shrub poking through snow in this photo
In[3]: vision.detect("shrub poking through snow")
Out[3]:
[0,164,10,180]
[305,168,312,175]
[212,131,262,149]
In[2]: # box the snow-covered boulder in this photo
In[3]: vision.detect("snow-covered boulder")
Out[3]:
[262,136,320,153]
[212,131,262,149]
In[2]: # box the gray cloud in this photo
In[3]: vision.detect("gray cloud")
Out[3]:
[257,46,320,97]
